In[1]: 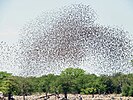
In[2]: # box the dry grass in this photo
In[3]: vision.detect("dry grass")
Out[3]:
[4,94,133,100]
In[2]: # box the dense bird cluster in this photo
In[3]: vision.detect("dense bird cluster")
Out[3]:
[5,4,133,76]
[0,41,9,69]
[0,42,20,74]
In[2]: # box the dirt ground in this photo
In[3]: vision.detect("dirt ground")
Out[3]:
[4,94,133,100]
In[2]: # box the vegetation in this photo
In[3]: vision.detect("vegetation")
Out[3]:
[0,68,133,98]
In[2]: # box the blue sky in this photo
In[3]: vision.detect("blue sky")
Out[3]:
[0,0,133,44]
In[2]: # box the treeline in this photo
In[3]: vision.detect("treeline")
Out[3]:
[0,68,133,98]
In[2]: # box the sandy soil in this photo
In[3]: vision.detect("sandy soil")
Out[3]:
[4,94,133,100]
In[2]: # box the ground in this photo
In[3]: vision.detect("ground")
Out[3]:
[4,94,133,100]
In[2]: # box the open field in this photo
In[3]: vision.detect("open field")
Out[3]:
[3,94,133,100]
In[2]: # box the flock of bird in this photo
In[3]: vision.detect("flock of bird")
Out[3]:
[0,4,133,76]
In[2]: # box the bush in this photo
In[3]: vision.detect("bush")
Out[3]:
[129,86,133,96]
[122,84,130,96]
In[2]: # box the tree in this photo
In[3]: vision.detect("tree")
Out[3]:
[122,84,130,96]
[0,72,12,94]
[38,74,58,99]
[58,68,85,99]
[11,77,33,100]
[73,74,89,94]
[101,75,114,94]
[0,72,17,100]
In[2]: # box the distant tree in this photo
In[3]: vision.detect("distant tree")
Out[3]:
[128,86,133,96]
[0,72,12,94]
[58,68,85,99]
[0,72,17,100]
[122,84,130,96]
[13,77,33,100]
[39,74,57,98]
[73,74,89,94]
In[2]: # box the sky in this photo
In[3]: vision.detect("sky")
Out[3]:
[0,0,133,75]
[0,0,133,44]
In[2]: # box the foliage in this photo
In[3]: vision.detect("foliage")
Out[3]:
[0,72,12,94]
[0,68,133,96]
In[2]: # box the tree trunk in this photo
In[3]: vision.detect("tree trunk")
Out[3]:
[46,92,48,97]
[8,93,11,100]
[64,91,67,100]
[92,89,94,98]
[92,93,94,98]
[23,94,26,100]
[44,92,48,100]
